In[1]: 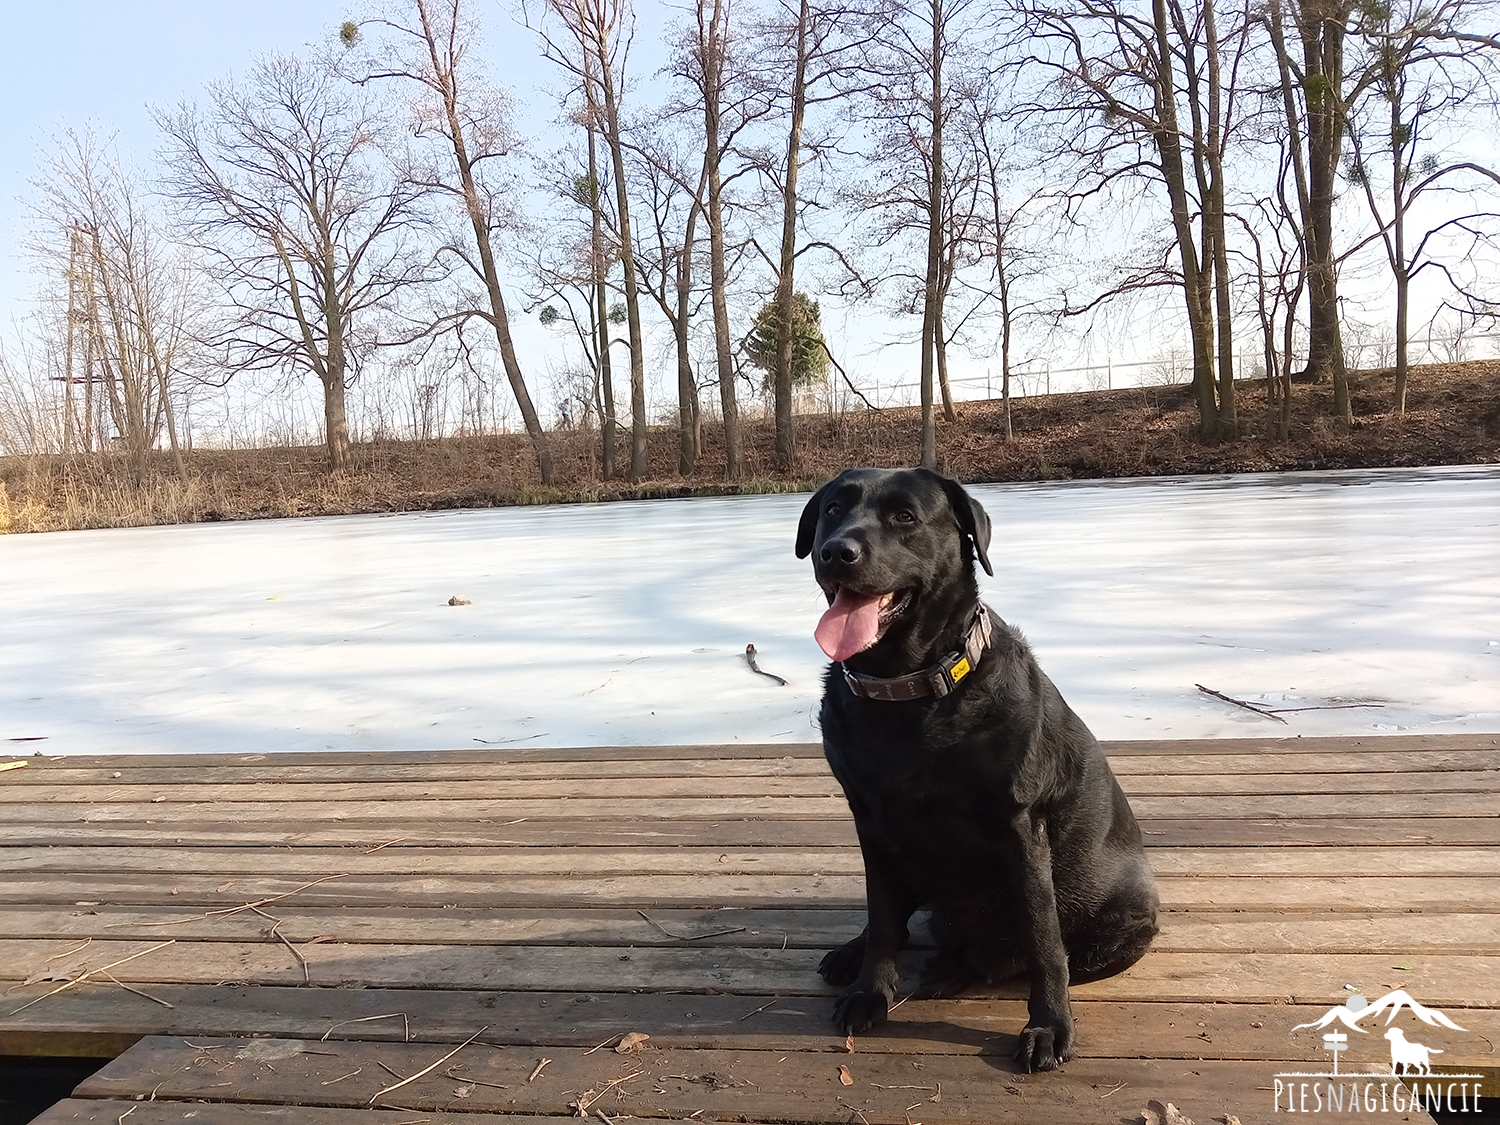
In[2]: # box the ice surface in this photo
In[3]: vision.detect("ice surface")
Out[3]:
[1,465,1496,755]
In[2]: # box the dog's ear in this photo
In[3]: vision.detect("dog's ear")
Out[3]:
[795,482,830,559]
[937,476,993,577]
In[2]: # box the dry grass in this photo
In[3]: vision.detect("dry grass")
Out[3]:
[3,359,1498,534]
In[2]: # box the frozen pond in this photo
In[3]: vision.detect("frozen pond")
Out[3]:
[1,464,1497,756]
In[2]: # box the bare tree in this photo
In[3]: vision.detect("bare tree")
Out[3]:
[629,134,708,473]
[1344,0,1500,411]
[536,0,652,480]
[1262,0,1366,424]
[857,0,983,467]
[31,129,195,481]
[160,54,427,474]
[1018,0,1249,441]
[750,0,868,466]
[676,0,765,478]
[347,0,557,483]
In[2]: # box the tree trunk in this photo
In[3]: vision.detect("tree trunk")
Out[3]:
[772,0,810,469]
[1202,0,1236,437]
[593,31,648,481]
[701,0,742,480]
[412,1,554,480]
[999,270,1014,443]
[1390,84,1410,413]
[323,367,351,474]
[917,0,944,471]
[674,274,699,475]
[1152,0,1219,442]
[585,79,618,480]
[936,314,955,423]
[431,39,557,483]
[1296,0,1352,424]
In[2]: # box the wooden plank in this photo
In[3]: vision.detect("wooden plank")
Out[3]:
[4,870,1500,910]
[1101,733,1500,756]
[4,790,1498,822]
[0,844,869,877]
[2,937,1497,1005]
[26,731,1495,771]
[69,1035,1441,1123]
[34,1104,576,1125]
[1110,749,1500,775]
[24,743,828,768]
[0,756,840,787]
[5,815,1499,848]
[1,905,1493,955]
[11,747,1498,787]
[3,843,1496,879]
[5,984,1495,1073]
[8,767,1497,804]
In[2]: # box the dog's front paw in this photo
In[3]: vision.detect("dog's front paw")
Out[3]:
[1016,1018,1076,1073]
[832,986,891,1034]
[818,932,867,987]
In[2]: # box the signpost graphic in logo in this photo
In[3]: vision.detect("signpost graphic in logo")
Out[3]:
[1272,989,1483,1114]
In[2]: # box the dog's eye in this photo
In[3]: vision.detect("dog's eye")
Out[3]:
[825,502,842,518]
[892,510,915,524]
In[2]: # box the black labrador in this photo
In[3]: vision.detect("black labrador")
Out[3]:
[796,467,1159,1073]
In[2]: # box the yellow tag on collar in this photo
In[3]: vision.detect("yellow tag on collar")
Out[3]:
[950,657,972,682]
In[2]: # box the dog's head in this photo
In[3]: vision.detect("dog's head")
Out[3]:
[795,468,992,665]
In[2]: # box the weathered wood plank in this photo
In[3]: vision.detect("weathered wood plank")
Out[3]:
[12,748,1500,788]
[6,984,1495,1074]
[5,815,1498,848]
[68,1036,1443,1123]
[1,905,1492,956]
[33,1104,575,1125]
[4,790,1497,822]
[0,756,838,786]
[26,731,1496,771]
[3,937,1496,1006]
[8,768,1497,804]
[3,871,1498,910]
[2,843,1495,879]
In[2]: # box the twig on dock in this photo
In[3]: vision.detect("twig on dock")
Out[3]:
[1195,684,1290,724]
[528,1057,552,1083]
[99,971,174,1008]
[368,1026,487,1105]
[738,998,778,1021]
[8,940,177,1015]
[321,1012,409,1042]
[251,909,310,985]
[636,909,746,941]
[105,873,352,929]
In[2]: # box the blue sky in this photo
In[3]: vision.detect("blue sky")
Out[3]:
[1,2,341,319]
[0,0,601,328]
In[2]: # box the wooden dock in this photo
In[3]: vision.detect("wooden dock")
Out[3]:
[1,732,1496,1123]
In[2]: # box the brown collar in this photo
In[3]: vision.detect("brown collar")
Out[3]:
[842,607,994,702]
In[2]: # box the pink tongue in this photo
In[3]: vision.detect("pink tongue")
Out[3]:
[815,589,886,661]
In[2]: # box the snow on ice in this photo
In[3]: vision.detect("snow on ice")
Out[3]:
[1,464,1496,755]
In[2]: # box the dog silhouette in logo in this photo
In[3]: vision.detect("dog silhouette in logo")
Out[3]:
[1386,1027,1443,1075]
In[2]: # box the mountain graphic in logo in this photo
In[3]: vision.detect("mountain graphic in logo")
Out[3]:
[1293,989,1468,1035]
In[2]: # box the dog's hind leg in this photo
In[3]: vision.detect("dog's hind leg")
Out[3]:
[1066,890,1159,983]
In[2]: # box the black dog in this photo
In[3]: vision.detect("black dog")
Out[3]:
[796,467,1158,1073]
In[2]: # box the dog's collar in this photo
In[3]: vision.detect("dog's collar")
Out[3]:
[842,606,993,702]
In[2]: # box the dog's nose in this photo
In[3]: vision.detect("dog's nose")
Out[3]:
[820,538,863,566]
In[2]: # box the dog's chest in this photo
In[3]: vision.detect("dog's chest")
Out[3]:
[825,717,1012,845]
